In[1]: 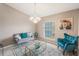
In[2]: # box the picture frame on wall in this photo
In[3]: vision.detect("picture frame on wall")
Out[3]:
[59,18,73,30]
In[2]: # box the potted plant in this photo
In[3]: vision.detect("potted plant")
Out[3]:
[34,32,38,40]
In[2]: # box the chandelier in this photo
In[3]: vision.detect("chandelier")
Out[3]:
[30,3,41,23]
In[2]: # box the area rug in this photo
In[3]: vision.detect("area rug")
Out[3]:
[38,43,63,56]
[0,41,63,56]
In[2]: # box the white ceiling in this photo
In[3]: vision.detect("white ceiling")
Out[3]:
[6,3,79,17]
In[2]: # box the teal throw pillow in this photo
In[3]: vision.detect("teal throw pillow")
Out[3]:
[20,33,28,39]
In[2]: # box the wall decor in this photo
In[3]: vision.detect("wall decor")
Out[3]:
[59,18,73,30]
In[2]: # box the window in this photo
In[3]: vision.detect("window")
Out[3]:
[44,22,55,39]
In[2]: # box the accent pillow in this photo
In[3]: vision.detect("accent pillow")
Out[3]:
[15,34,21,39]
[20,33,28,39]
[15,34,21,42]
[28,32,33,38]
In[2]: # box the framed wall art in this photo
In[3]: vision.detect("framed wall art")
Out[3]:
[59,18,73,30]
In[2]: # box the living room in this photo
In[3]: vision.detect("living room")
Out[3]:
[0,3,79,56]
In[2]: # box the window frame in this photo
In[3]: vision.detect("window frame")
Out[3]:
[43,21,55,39]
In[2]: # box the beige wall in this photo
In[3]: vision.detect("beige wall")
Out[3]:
[37,9,79,40]
[0,4,35,41]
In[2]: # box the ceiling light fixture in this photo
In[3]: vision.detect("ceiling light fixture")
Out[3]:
[30,3,41,23]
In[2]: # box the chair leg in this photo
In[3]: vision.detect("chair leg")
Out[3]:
[72,50,76,55]
[57,46,59,49]
[63,50,65,55]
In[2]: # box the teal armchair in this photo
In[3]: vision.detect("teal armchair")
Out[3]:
[57,33,78,55]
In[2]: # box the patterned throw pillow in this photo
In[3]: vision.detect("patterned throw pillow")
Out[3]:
[15,35,21,39]
[28,32,33,38]
[15,34,21,41]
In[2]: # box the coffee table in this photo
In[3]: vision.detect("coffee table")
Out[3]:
[28,40,47,56]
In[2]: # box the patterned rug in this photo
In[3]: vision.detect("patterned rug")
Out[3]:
[38,43,63,56]
[0,41,63,56]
